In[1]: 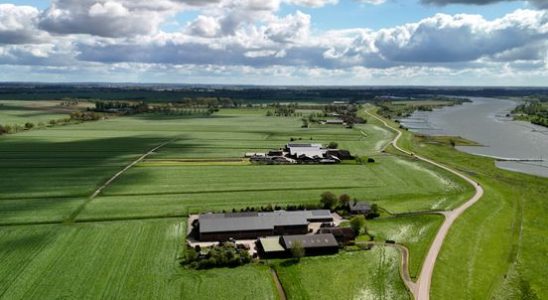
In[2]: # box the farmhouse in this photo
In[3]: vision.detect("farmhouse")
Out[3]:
[285,143,326,158]
[322,119,345,125]
[249,142,352,164]
[349,201,372,215]
[197,210,333,241]
[282,234,339,256]
[317,227,356,245]
[257,234,339,258]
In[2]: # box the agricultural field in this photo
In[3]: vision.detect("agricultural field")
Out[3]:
[0,102,479,299]
[0,220,278,300]
[0,100,90,126]
[78,156,472,221]
[274,247,410,299]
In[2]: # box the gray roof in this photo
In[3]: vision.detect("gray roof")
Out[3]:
[286,143,327,158]
[199,210,332,234]
[350,202,371,211]
[282,234,339,249]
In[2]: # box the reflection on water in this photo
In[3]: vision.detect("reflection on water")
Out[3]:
[399,97,548,178]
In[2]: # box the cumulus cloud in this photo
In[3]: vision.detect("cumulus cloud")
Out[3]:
[265,11,311,43]
[38,0,181,38]
[0,1,546,85]
[0,4,48,44]
[373,9,548,63]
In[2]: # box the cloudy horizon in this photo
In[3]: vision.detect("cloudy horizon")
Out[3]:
[0,0,546,86]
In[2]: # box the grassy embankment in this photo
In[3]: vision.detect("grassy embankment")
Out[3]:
[369,106,547,299]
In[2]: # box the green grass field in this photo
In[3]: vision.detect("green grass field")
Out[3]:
[0,220,278,300]
[0,100,90,126]
[364,214,444,279]
[0,103,486,299]
[274,247,410,299]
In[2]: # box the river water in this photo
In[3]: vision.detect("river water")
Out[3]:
[399,97,548,178]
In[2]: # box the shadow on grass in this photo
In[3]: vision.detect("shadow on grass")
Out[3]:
[279,259,300,267]
[0,134,208,224]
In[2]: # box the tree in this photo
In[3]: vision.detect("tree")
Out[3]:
[24,122,34,129]
[349,215,366,235]
[301,118,309,128]
[366,203,380,219]
[185,247,198,263]
[320,192,337,210]
[290,241,305,261]
[339,194,351,208]
[327,142,338,149]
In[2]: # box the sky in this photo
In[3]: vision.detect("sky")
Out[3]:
[0,0,546,86]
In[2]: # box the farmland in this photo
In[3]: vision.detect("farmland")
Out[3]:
[361,214,444,279]
[274,247,410,300]
[0,101,480,299]
[0,220,278,300]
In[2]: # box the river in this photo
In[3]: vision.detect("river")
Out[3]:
[399,97,548,178]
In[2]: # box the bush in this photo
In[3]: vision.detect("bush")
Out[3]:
[339,194,351,208]
[320,192,337,210]
[183,242,253,270]
[24,122,34,129]
[349,215,367,236]
[367,158,375,163]
[327,142,338,149]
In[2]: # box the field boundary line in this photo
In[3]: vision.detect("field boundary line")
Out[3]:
[270,267,287,300]
[365,108,484,300]
[64,138,178,223]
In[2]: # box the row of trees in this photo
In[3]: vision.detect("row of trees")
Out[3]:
[319,192,379,217]
[266,103,298,117]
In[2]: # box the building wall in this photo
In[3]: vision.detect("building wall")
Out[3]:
[273,225,309,235]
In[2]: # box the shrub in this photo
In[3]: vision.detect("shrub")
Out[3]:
[349,215,367,236]
[327,142,338,149]
[320,192,337,210]
[24,122,34,129]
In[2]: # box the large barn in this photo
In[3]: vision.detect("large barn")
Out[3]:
[197,210,333,241]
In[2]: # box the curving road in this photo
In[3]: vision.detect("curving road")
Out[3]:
[365,109,484,300]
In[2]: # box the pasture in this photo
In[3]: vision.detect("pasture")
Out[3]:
[274,247,410,299]
[0,220,278,300]
[0,103,478,299]
[0,100,89,126]
[364,214,444,279]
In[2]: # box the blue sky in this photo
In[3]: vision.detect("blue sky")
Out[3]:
[0,0,546,85]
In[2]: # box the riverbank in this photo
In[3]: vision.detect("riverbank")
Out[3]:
[399,98,548,178]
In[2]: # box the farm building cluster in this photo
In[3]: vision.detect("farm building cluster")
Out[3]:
[188,205,371,260]
[245,143,353,164]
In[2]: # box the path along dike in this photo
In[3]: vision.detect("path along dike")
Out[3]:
[365,109,484,300]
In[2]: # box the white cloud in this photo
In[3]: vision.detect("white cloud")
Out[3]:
[39,0,181,37]
[285,0,338,8]
[0,4,48,44]
[0,1,546,85]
